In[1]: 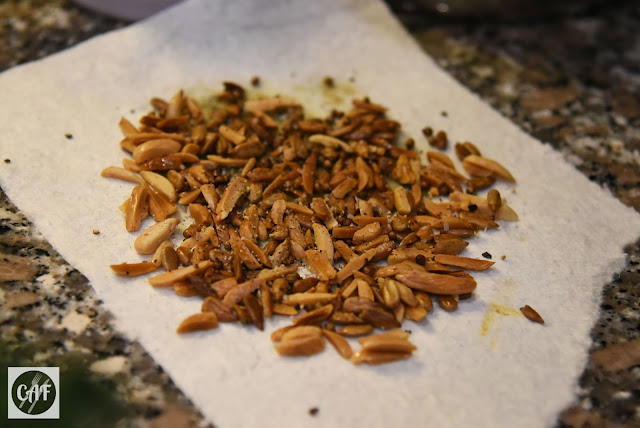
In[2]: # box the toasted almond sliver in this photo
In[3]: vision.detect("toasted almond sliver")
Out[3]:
[293,304,334,325]
[358,334,416,353]
[336,324,374,337]
[119,117,138,136]
[352,222,382,245]
[323,329,353,359]
[101,166,144,184]
[218,124,246,145]
[350,350,412,365]
[148,260,213,287]
[244,97,300,113]
[434,254,495,271]
[495,204,519,221]
[216,176,247,221]
[110,261,158,276]
[309,134,354,153]
[134,217,180,255]
[395,271,477,295]
[272,303,299,316]
[176,312,218,334]
[222,277,266,308]
[305,249,337,281]
[132,138,182,163]
[140,170,177,202]
[178,188,202,205]
[334,249,376,283]
[302,153,317,195]
[274,334,325,357]
[285,202,314,216]
[462,155,515,182]
[312,223,334,263]
[285,292,336,306]
[393,187,412,215]
[125,185,150,232]
[520,305,545,324]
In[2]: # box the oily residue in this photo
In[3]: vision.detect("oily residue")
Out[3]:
[480,303,521,337]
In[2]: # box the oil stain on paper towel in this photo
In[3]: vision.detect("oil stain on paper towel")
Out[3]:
[480,276,523,347]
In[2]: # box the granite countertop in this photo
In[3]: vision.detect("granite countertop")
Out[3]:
[1,1,639,427]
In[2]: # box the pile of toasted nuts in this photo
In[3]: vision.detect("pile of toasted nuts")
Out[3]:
[103,81,521,365]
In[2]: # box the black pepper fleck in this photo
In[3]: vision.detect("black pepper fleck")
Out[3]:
[468,204,478,212]
[441,110,448,117]
[415,254,426,265]
[309,407,319,416]
[323,76,335,88]
[65,133,73,139]
[4,159,10,164]
[482,252,492,259]
[251,76,261,87]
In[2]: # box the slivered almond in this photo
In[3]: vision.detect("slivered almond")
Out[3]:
[119,117,138,136]
[331,177,357,199]
[520,305,545,324]
[178,188,201,205]
[309,134,353,153]
[216,176,247,221]
[202,296,237,322]
[148,261,213,287]
[218,124,246,145]
[495,204,519,221]
[356,279,375,301]
[293,304,333,325]
[134,217,180,255]
[176,312,218,334]
[382,278,401,308]
[205,155,250,167]
[337,324,374,337]
[352,222,382,245]
[351,350,412,365]
[274,334,325,357]
[302,153,317,195]
[125,185,150,232]
[323,329,354,359]
[285,292,336,306]
[396,271,476,295]
[334,249,376,283]
[434,254,495,270]
[222,277,265,308]
[285,202,314,216]
[140,170,177,202]
[462,155,515,182]
[358,333,416,353]
[244,240,270,268]
[305,249,337,281]
[312,223,334,262]
[101,166,144,184]
[393,187,412,214]
[110,261,158,276]
[405,305,427,322]
[229,228,262,270]
[273,303,299,316]
[132,139,182,163]
[374,261,425,278]
[334,240,356,262]
[311,198,338,229]
[487,189,502,211]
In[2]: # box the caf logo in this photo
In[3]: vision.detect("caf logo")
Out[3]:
[7,367,60,419]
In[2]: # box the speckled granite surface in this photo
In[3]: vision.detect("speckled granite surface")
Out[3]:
[1,1,639,427]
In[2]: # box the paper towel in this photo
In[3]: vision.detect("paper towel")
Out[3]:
[1,0,639,426]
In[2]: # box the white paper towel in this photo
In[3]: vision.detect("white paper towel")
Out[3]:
[1,1,639,427]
